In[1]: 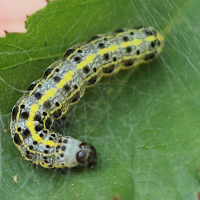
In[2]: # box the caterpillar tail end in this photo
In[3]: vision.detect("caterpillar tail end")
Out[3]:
[76,142,98,167]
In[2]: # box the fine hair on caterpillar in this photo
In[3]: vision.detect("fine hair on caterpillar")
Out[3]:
[10,26,164,171]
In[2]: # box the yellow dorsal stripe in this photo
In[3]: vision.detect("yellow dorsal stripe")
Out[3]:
[28,104,39,121]
[38,88,57,105]
[98,45,119,56]
[132,38,142,46]
[43,140,55,147]
[57,70,75,89]
[77,54,96,69]
[32,134,43,143]
[120,38,142,48]
[145,35,156,42]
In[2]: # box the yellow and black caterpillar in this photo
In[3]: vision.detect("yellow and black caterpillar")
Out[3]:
[10,26,164,170]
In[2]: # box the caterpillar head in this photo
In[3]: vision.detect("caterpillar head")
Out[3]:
[55,137,97,168]
[76,142,98,167]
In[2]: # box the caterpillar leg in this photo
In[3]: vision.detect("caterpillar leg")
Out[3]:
[51,115,70,130]
[56,167,68,174]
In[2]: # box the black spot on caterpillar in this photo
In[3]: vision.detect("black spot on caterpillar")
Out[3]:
[10,26,164,170]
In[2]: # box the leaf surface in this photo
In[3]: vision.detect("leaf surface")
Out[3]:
[0,0,200,199]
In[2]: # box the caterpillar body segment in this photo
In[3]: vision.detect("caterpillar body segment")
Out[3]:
[10,26,164,169]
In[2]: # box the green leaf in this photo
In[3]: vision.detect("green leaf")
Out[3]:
[1,0,200,199]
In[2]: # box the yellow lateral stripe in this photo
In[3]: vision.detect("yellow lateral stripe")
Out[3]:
[15,124,18,131]
[66,81,84,99]
[18,133,23,142]
[23,142,54,156]
[90,35,112,44]
[16,99,26,120]
[28,62,62,96]
[45,62,62,81]
[102,58,122,69]
[29,80,45,97]
[63,105,69,115]
[116,32,124,37]
[145,35,156,42]
[42,163,49,168]
[85,67,102,82]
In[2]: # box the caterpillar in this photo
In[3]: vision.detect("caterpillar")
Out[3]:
[10,26,164,170]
